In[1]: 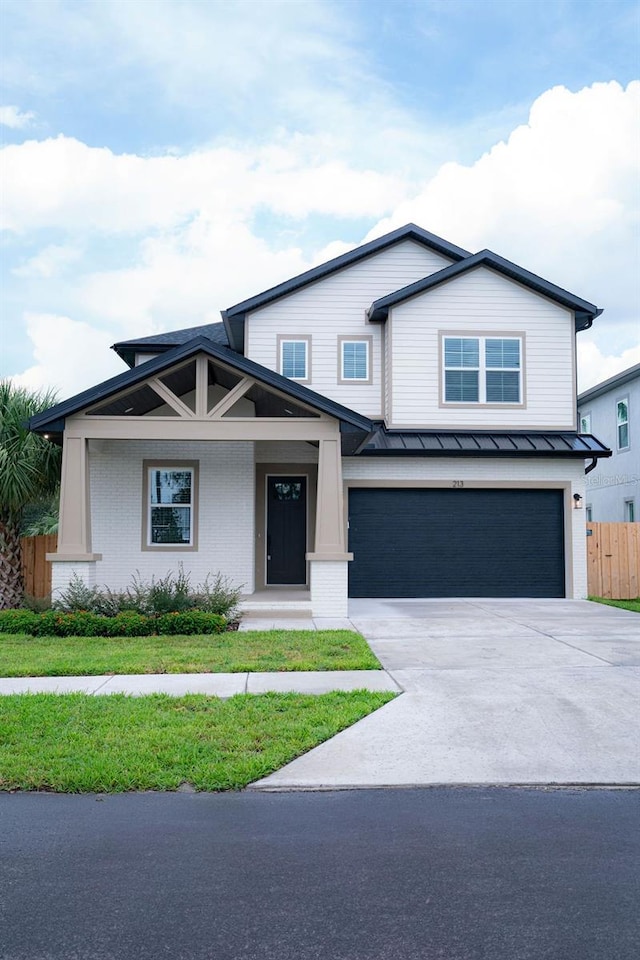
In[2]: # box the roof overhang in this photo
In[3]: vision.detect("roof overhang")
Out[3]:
[367,251,602,332]
[29,336,374,441]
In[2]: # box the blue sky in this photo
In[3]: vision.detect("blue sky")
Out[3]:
[1,0,639,394]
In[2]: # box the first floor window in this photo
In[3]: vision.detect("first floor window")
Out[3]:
[625,500,635,522]
[617,399,629,450]
[341,340,369,380]
[580,413,591,434]
[281,340,308,380]
[586,505,593,522]
[444,336,522,404]
[147,466,194,546]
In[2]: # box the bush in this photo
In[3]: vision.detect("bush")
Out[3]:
[53,567,242,621]
[0,610,39,633]
[155,611,226,635]
[0,608,226,637]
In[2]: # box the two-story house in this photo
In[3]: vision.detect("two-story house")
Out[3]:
[578,363,639,522]
[30,224,610,617]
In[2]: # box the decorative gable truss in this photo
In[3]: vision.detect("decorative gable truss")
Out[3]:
[34,343,372,573]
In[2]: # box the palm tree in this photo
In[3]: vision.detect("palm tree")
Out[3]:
[0,380,61,609]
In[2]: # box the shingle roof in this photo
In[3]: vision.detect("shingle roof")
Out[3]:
[112,322,229,367]
[358,427,611,458]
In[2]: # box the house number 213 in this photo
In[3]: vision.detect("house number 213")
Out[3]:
[452,481,464,488]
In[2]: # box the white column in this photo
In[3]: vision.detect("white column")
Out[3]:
[307,436,351,617]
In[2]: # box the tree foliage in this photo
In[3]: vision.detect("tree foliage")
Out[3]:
[0,380,62,608]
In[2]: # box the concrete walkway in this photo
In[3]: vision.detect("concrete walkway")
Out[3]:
[254,599,640,788]
[0,670,399,697]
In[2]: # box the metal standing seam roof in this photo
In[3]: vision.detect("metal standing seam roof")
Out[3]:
[358,428,611,457]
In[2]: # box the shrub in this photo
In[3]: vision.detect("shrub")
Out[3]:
[0,609,39,633]
[155,611,226,635]
[0,608,226,637]
[21,594,52,613]
[53,567,242,621]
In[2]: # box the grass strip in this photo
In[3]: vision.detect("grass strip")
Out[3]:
[0,691,395,792]
[589,597,640,614]
[0,630,380,677]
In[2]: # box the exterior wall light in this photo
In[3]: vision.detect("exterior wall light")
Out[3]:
[573,493,583,509]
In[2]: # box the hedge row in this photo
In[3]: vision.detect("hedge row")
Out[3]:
[0,609,226,637]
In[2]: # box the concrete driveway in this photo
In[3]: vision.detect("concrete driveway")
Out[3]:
[254,599,640,788]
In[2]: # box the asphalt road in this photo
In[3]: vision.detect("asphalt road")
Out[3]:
[1,788,638,960]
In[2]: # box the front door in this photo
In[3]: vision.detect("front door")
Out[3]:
[266,476,307,584]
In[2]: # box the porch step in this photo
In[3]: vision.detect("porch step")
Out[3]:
[240,600,313,619]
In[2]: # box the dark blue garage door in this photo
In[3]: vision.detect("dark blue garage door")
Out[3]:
[348,488,565,598]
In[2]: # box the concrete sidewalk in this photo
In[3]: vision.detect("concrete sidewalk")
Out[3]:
[0,669,400,697]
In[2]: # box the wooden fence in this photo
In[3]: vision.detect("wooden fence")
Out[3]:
[587,523,640,599]
[21,534,57,599]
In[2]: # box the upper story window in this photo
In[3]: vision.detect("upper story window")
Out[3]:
[443,336,522,404]
[279,336,310,382]
[143,461,198,550]
[617,399,629,450]
[580,413,591,434]
[339,337,371,383]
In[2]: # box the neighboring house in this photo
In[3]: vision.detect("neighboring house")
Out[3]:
[578,363,639,522]
[30,224,611,617]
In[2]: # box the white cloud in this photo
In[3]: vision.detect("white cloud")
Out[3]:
[10,313,122,396]
[577,340,640,394]
[0,105,35,129]
[3,80,639,398]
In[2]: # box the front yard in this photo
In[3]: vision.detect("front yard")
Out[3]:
[0,629,380,677]
[590,598,640,614]
[0,691,395,792]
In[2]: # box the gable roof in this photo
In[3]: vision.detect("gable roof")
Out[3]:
[221,224,471,351]
[112,321,229,367]
[578,362,640,404]
[29,336,374,435]
[367,250,602,331]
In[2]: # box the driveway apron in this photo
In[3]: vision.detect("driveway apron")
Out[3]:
[254,599,640,788]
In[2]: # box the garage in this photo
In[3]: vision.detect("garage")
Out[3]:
[347,487,565,598]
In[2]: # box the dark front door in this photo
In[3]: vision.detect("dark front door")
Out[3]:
[266,476,307,585]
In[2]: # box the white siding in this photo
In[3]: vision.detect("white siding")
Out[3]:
[246,240,453,418]
[389,267,577,429]
[88,439,255,592]
[343,456,587,598]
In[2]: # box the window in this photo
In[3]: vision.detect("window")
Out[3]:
[580,413,591,434]
[443,336,522,404]
[625,500,635,522]
[339,338,370,382]
[143,462,198,550]
[586,505,593,522]
[617,399,629,450]
[280,338,309,381]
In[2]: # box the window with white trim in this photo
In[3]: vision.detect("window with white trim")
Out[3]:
[586,505,593,522]
[624,499,635,522]
[147,466,194,546]
[617,399,629,450]
[341,340,369,380]
[443,336,522,404]
[281,340,308,380]
[580,413,591,434]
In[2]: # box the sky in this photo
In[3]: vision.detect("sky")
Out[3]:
[1,0,639,399]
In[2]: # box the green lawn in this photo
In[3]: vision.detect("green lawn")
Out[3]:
[0,691,395,792]
[589,597,640,614]
[0,629,380,677]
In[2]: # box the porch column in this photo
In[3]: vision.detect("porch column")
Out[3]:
[306,437,351,618]
[47,438,101,591]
